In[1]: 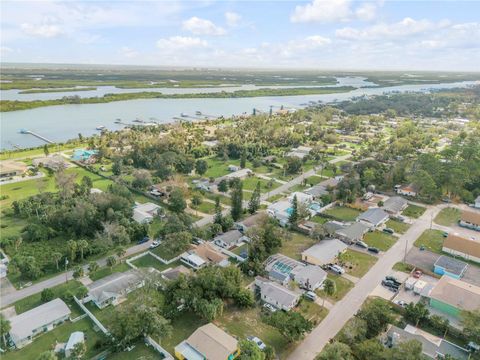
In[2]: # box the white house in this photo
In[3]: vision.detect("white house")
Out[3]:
[288,191,313,205]
[395,184,418,197]
[357,208,389,229]
[255,277,300,311]
[132,202,162,224]
[267,200,292,227]
[9,298,71,349]
[213,230,248,249]
[65,331,85,358]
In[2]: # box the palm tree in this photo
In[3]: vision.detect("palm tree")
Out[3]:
[88,261,99,275]
[0,314,11,347]
[52,252,62,270]
[106,255,117,269]
[77,240,88,261]
[322,279,336,307]
[67,240,77,262]
[115,246,126,262]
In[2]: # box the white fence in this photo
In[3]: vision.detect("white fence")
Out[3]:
[145,336,174,360]
[73,296,110,335]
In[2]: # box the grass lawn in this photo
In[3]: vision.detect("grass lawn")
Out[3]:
[89,262,131,281]
[132,254,181,272]
[323,206,362,222]
[243,176,280,193]
[3,317,107,360]
[161,312,208,355]
[364,231,397,251]
[414,229,444,254]
[295,299,328,325]
[279,232,317,261]
[386,219,410,234]
[202,191,231,206]
[310,216,328,225]
[150,243,183,261]
[289,184,308,192]
[203,157,231,178]
[434,207,461,226]
[340,249,378,278]
[393,262,414,274]
[9,280,84,316]
[402,204,426,219]
[267,193,286,203]
[191,200,216,214]
[305,175,324,186]
[317,168,335,178]
[107,342,163,359]
[215,306,293,359]
[316,274,354,303]
[232,243,248,256]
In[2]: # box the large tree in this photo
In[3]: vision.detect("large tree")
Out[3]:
[230,179,243,221]
[238,339,265,360]
[318,342,353,360]
[0,314,11,347]
[169,188,187,213]
[461,309,480,343]
[248,181,261,214]
[356,299,393,338]
[263,311,313,342]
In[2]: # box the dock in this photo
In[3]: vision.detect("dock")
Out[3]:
[19,129,54,144]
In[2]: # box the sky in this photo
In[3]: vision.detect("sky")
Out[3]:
[1,0,480,71]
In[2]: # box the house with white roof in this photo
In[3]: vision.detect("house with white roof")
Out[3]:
[302,239,348,266]
[65,331,85,358]
[357,208,389,229]
[255,277,300,311]
[132,202,162,223]
[8,298,71,348]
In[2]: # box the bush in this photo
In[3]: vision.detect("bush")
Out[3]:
[41,288,54,302]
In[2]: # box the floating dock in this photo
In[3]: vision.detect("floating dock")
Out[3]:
[19,129,54,144]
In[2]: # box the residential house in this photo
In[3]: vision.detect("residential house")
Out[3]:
[162,265,191,281]
[301,239,348,266]
[65,331,85,358]
[32,155,67,171]
[288,191,313,205]
[459,210,480,231]
[267,200,292,227]
[475,195,480,209]
[265,254,304,286]
[304,178,340,200]
[0,160,28,178]
[382,196,408,215]
[175,323,240,360]
[255,277,300,311]
[8,298,71,349]
[291,265,327,291]
[235,212,265,233]
[181,243,230,269]
[132,202,162,224]
[335,222,370,244]
[180,252,206,270]
[223,168,252,180]
[395,184,418,197]
[323,221,346,236]
[357,208,389,229]
[427,276,480,317]
[214,230,248,250]
[286,146,312,159]
[443,233,480,264]
[87,270,144,309]
[228,164,240,172]
[385,325,469,360]
[433,255,468,280]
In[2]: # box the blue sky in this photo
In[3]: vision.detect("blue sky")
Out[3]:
[1,0,479,70]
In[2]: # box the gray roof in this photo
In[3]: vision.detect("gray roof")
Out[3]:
[237,212,265,229]
[335,222,370,241]
[292,265,327,286]
[434,255,468,276]
[304,178,339,197]
[323,221,345,235]
[302,239,348,264]
[386,325,469,360]
[9,298,71,344]
[214,230,244,245]
[383,196,408,213]
[357,208,389,226]
[88,270,143,303]
[257,279,299,308]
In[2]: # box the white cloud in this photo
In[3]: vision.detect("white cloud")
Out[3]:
[156,36,208,51]
[335,17,444,40]
[225,12,241,27]
[0,46,14,54]
[120,46,139,58]
[355,3,377,21]
[291,0,352,23]
[182,16,225,36]
[20,22,63,38]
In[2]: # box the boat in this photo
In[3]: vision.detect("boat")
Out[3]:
[114,119,121,124]
[96,125,105,130]
[195,111,202,115]
[180,113,188,117]
[133,118,143,123]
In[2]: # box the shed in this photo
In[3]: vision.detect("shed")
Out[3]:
[433,255,468,279]
[405,277,417,290]
[65,331,85,358]
[414,280,427,294]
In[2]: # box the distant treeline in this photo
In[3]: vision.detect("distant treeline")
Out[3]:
[0,86,355,112]
[18,87,97,94]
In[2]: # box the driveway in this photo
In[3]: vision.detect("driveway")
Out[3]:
[287,204,442,360]
[406,247,480,286]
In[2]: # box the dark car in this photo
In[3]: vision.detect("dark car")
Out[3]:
[137,236,150,245]
[385,276,401,284]
[368,247,380,254]
[383,228,394,234]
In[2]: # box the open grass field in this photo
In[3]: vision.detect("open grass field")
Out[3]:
[2,317,107,360]
[323,206,362,222]
[414,229,444,254]
[310,216,328,225]
[279,232,317,261]
[89,262,131,281]
[243,176,280,193]
[161,312,208,355]
[341,249,378,277]
[107,343,163,360]
[132,254,181,272]
[316,274,354,303]
[295,299,328,325]
[434,207,461,226]
[364,231,397,251]
[386,219,410,234]
[305,175,324,186]
[402,204,426,219]
[191,200,216,214]
[150,243,183,261]
[393,262,414,274]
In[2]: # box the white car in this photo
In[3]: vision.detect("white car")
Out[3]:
[394,300,407,307]
[328,264,345,275]
[149,240,160,249]
[263,303,277,313]
[305,291,317,301]
[247,336,267,350]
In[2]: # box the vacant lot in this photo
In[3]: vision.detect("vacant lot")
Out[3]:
[414,229,444,253]
[323,206,361,222]
[89,262,130,281]
[340,249,378,277]
[402,204,426,218]
[386,219,410,234]
[434,207,461,226]
[279,232,317,261]
[364,231,397,251]
[316,274,354,303]
[107,343,163,360]
[131,254,181,272]
[295,299,328,325]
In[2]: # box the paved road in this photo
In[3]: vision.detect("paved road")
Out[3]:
[0,241,152,307]
[287,204,444,360]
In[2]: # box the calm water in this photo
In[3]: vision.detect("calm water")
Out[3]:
[1,79,478,150]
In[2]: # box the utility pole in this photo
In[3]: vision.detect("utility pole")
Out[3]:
[65,258,69,283]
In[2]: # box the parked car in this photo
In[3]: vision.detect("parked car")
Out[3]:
[263,303,277,313]
[368,247,380,254]
[394,300,407,307]
[355,241,368,249]
[137,236,150,245]
[442,232,449,238]
[413,270,422,278]
[305,291,317,301]
[385,276,401,286]
[383,228,394,234]
[149,240,160,249]
[328,264,345,275]
[247,336,267,350]
[382,280,399,288]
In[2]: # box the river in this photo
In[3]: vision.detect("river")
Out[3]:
[1,79,478,150]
